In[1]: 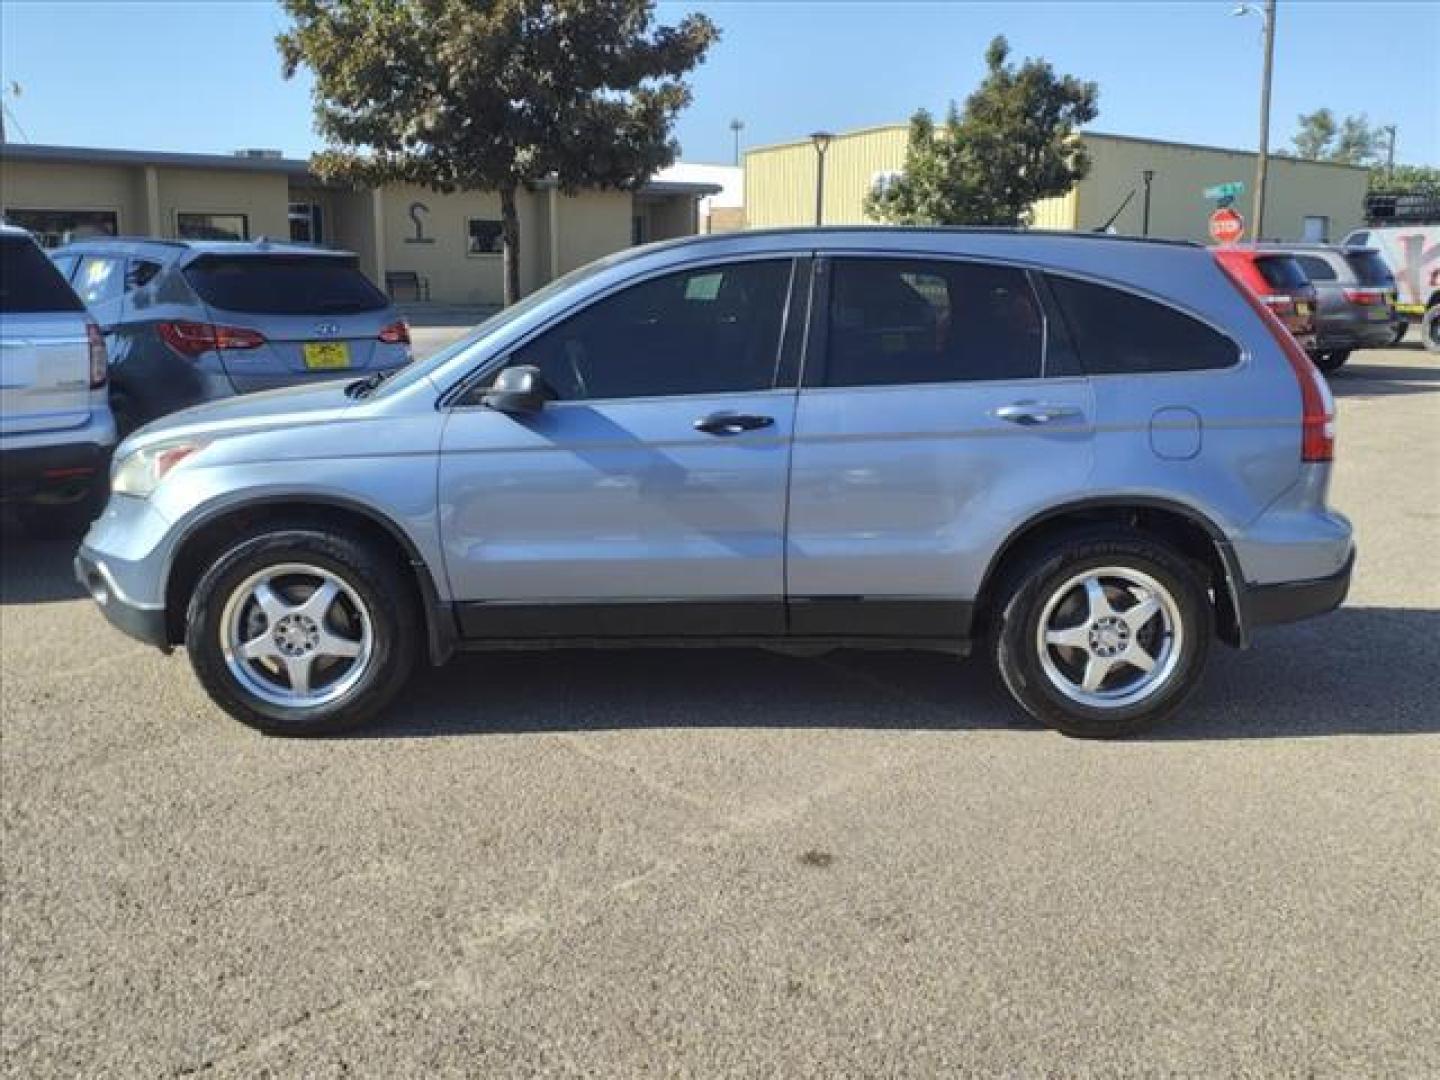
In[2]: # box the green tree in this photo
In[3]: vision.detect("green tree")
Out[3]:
[1291,108,1337,159]
[1332,114,1379,165]
[866,36,1098,227]
[1368,163,1440,194]
[278,0,717,305]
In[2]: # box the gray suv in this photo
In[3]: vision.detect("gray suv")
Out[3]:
[76,229,1354,739]
[1266,243,1402,373]
[49,237,411,433]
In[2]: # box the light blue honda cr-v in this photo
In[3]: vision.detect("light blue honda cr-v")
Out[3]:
[76,229,1354,738]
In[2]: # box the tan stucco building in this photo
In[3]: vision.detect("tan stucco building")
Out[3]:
[0,143,719,304]
[745,127,1370,244]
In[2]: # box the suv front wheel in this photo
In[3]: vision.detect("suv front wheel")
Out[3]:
[991,530,1213,738]
[186,529,418,735]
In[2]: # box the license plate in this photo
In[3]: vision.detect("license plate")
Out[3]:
[1368,307,1391,321]
[303,342,350,370]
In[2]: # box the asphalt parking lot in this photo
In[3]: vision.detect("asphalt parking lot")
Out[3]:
[2,343,1437,1076]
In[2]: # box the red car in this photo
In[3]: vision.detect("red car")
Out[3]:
[1212,247,1318,354]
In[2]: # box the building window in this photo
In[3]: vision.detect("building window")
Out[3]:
[288,202,323,244]
[466,218,503,256]
[176,212,249,241]
[1302,215,1330,242]
[2,208,118,248]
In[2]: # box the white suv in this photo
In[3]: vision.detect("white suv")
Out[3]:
[0,224,115,534]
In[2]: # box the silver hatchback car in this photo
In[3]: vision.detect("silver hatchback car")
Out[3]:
[77,229,1354,738]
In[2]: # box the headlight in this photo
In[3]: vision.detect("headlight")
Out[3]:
[111,441,208,498]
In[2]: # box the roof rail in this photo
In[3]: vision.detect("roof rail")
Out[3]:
[656,225,1204,250]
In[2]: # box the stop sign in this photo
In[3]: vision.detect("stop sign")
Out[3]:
[1209,206,1245,244]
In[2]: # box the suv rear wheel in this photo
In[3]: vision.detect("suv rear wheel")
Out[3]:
[991,529,1213,738]
[186,529,418,735]
[1313,350,1349,375]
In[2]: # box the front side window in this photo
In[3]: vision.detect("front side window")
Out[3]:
[176,213,249,241]
[1295,255,1337,282]
[1048,275,1239,374]
[73,255,125,306]
[508,260,792,401]
[467,219,503,256]
[823,258,1043,387]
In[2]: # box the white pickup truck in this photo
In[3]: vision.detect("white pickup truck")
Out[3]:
[1341,224,1440,352]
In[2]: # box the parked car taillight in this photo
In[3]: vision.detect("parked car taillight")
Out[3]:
[157,320,266,359]
[86,321,108,388]
[378,319,410,345]
[1342,288,1386,306]
[1219,261,1334,462]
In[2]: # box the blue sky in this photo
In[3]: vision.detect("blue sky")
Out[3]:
[2,1,1436,166]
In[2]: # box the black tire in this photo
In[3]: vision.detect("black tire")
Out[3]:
[1312,350,1349,375]
[1423,305,1440,354]
[989,528,1213,738]
[186,528,419,736]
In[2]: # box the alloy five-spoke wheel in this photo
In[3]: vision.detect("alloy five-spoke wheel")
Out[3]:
[220,563,375,707]
[992,529,1212,738]
[1035,567,1182,708]
[187,529,418,735]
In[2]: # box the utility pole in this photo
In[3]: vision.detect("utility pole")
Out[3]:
[1252,0,1277,240]
[729,119,745,167]
[1382,124,1397,178]
[1141,169,1155,236]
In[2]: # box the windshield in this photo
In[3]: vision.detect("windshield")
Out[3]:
[373,251,625,399]
[1255,255,1309,290]
[185,255,388,315]
[1345,250,1394,287]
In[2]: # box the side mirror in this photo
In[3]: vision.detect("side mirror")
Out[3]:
[481,365,548,415]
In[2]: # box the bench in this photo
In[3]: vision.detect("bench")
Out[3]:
[385,271,431,302]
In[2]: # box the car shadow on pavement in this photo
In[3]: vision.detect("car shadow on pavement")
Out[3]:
[362,606,1440,743]
[1329,360,1440,398]
[0,529,87,604]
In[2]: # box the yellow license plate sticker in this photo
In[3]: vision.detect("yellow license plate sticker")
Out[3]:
[303,342,351,370]
[1296,301,1310,316]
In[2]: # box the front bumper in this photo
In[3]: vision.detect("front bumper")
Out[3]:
[1241,549,1355,630]
[74,548,171,650]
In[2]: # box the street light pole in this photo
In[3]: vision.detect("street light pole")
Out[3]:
[729,118,745,167]
[1252,0,1277,240]
[810,131,833,227]
[1141,169,1155,237]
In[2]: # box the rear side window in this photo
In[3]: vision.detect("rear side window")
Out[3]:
[1048,275,1240,375]
[184,256,387,315]
[1295,255,1337,282]
[823,258,1043,387]
[1254,256,1309,289]
[1345,250,1394,287]
[0,236,85,313]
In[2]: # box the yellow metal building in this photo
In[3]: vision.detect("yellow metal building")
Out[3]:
[745,127,1370,244]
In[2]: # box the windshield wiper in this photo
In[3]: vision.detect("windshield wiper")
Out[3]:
[344,369,395,399]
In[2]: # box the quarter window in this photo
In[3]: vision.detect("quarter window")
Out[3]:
[73,255,125,306]
[508,260,792,401]
[1047,275,1239,374]
[823,259,1043,387]
[1294,255,1337,282]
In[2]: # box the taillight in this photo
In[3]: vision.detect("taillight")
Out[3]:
[1342,288,1384,306]
[1218,260,1334,463]
[378,319,410,345]
[86,321,107,388]
[157,320,266,359]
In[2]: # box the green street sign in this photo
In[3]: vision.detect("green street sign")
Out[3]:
[1205,181,1246,200]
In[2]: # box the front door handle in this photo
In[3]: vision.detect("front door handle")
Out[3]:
[694,412,775,436]
[992,402,1083,426]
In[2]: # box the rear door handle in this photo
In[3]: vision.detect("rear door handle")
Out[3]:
[992,402,1083,426]
[694,412,775,436]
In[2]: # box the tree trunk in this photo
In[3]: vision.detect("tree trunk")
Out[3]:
[499,185,521,307]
